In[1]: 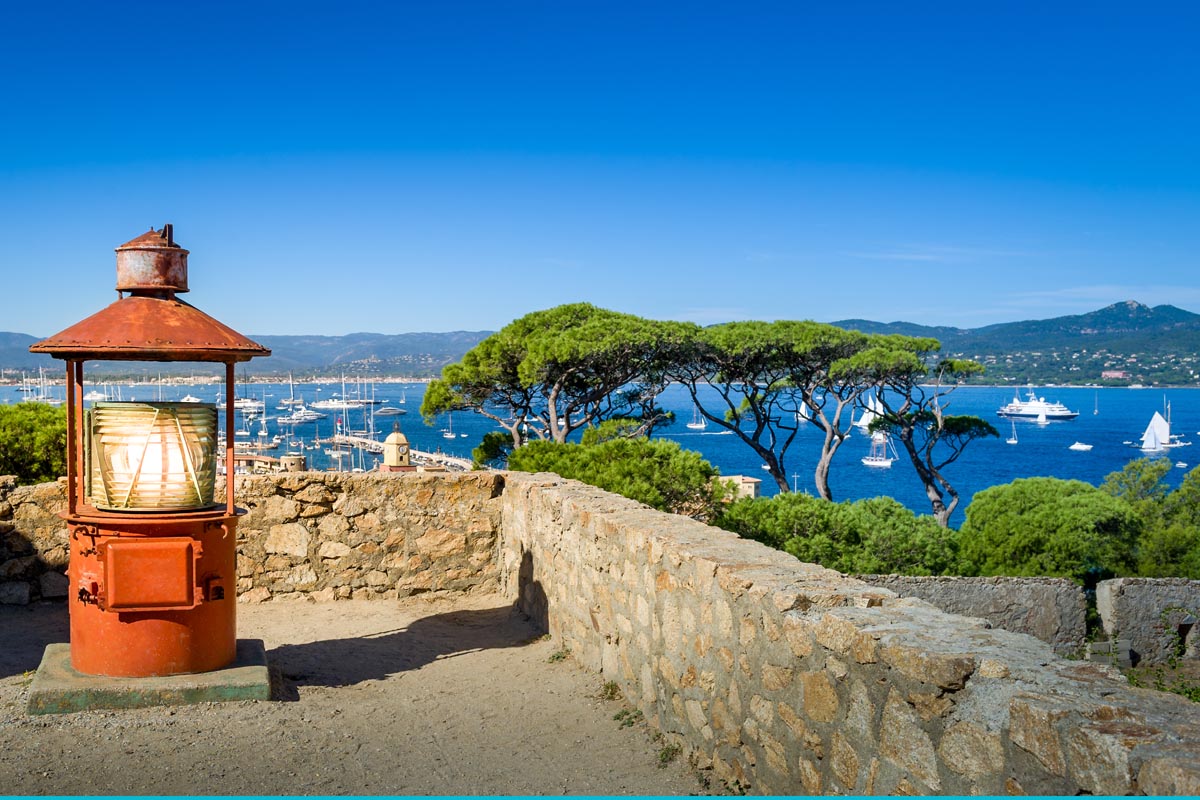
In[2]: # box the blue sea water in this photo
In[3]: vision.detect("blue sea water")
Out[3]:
[654,384,1198,525]
[38,381,1199,527]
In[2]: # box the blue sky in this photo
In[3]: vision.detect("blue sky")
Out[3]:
[2,1,1198,337]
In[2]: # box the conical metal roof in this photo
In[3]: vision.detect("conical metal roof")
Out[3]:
[30,295,271,363]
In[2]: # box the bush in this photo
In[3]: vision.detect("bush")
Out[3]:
[1103,460,1200,579]
[0,402,67,485]
[716,492,956,575]
[507,436,727,521]
[959,477,1140,584]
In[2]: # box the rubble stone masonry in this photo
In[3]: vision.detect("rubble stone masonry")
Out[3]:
[3,471,1199,794]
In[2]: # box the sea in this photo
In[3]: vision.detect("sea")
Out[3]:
[19,381,1198,527]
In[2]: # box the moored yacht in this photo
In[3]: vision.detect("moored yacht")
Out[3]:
[997,389,1078,420]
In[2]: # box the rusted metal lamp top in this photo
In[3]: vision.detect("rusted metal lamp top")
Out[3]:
[31,224,270,519]
[30,224,270,363]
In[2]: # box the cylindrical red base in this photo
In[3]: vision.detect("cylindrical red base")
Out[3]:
[65,509,239,677]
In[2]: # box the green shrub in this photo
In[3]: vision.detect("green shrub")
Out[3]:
[507,436,726,521]
[715,492,956,575]
[0,403,67,485]
[959,477,1140,583]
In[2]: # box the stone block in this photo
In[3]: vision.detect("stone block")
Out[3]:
[264,522,310,557]
[879,641,976,690]
[939,721,1005,781]
[799,670,839,723]
[0,580,31,604]
[1009,695,1069,777]
[38,570,69,598]
[830,730,860,790]
[878,689,940,791]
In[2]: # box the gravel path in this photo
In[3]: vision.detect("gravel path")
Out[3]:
[0,595,713,795]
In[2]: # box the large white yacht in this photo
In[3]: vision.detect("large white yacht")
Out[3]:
[996,388,1079,420]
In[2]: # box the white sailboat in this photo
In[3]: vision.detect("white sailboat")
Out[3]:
[443,412,457,439]
[854,393,883,431]
[862,431,897,468]
[686,403,707,430]
[1137,408,1190,452]
[1006,419,1018,445]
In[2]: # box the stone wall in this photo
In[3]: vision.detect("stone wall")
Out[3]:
[0,477,69,605]
[0,472,505,605]
[1097,578,1200,666]
[499,473,1200,795]
[858,575,1087,656]
[233,472,504,602]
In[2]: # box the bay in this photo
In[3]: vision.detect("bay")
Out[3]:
[655,384,1198,525]
[44,381,1198,527]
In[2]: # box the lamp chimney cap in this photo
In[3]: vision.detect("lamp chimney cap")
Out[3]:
[115,223,189,293]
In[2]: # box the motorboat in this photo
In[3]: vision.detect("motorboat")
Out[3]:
[181,394,203,403]
[1068,442,1093,452]
[277,404,326,424]
[997,389,1078,420]
[375,406,407,416]
[233,396,265,412]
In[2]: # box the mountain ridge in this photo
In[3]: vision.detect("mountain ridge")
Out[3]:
[3,301,1197,384]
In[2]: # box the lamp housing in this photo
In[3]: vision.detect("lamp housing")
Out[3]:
[87,401,217,511]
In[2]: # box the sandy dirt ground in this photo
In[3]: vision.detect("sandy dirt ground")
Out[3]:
[0,595,714,795]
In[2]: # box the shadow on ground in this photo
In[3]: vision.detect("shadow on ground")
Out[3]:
[0,602,69,678]
[267,603,543,692]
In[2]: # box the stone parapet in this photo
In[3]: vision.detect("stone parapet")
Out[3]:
[1097,578,1200,665]
[233,471,504,602]
[0,472,504,605]
[857,575,1087,656]
[499,473,1200,795]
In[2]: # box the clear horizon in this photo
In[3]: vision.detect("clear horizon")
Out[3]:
[3,2,1198,337]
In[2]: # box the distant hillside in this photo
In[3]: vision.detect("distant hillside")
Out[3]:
[832,301,1200,354]
[250,331,492,376]
[5,301,1199,385]
[0,330,492,378]
[832,301,1200,385]
[0,333,51,373]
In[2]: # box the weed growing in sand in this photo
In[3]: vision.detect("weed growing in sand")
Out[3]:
[658,743,682,768]
[599,681,621,701]
[547,648,570,663]
[613,708,643,728]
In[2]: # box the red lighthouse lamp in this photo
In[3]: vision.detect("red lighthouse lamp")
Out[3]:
[30,225,270,677]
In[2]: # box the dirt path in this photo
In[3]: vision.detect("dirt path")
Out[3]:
[0,595,714,795]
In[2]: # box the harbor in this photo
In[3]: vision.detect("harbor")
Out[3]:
[3,375,1197,525]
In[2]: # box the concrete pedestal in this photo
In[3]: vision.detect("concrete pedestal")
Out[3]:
[26,639,271,715]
